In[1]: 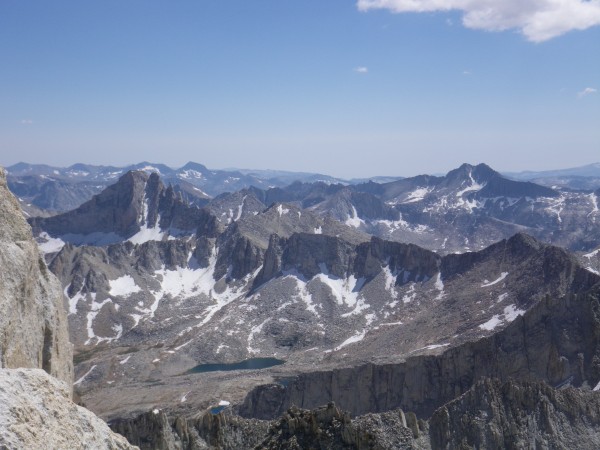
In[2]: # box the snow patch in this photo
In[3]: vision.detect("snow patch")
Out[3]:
[276,204,290,216]
[546,196,566,224]
[139,165,161,174]
[333,330,366,351]
[503,304,526,322]
[64,285,87,315]
[345,206,365,228]
[479,304,525,331]
[497,293,509,303]
[383,266,398,299]
[434,273,445,300]
[109,275,141,297]
[456,171,485,197]
[404,187,432,203]
[402,284,417,304]
[247,319,269,354]
[584,249,600,259]
[73,365,97,386]
[479,315,502,331]
[37,232,65,254]
[314,272,365,309]
[481,272,508,287]
[128,225,165,245]
[410,343,450,353]
[234,195,247,222]
[284,274,319,316]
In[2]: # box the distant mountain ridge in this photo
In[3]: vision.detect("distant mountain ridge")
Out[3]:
[6,161,403,216]
[26,162,600,258]
[505,162,600,190]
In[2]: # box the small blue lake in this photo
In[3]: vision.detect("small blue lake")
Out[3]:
[188,357,285,374]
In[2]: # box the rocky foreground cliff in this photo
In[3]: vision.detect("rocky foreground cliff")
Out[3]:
[0,166,136,449]
[0,166,73,384]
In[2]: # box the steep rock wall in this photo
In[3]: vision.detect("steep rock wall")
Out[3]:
[0,167,73,386]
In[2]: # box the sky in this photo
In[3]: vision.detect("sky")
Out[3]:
[0,0,599,178]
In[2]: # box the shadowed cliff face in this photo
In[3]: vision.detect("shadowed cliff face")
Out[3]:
[429,379,600,449]
[28,171,216,244]
[240,260,600,420]
[0,166,73,387]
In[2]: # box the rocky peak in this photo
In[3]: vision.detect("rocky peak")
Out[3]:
[30,170,211,245]
[29,170,150,238]
[353,237,440,283]
[180,161,209,173]
[442,163,495,189]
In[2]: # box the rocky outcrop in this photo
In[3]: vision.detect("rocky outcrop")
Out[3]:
[430,378,600,449]
[111,403,430,450]
[257,403,429,450]
[110,409,269,450]
[0,368,136,449]
[0,166,73,386]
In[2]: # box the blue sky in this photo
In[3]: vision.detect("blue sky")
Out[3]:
[0,0,598,178]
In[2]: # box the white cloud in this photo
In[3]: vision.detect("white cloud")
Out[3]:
[20,119,33,125]
[578,87,598,98]
[357,0,600,42]
[354,66,369,73]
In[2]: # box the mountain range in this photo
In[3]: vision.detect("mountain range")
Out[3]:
[5,160,600,448]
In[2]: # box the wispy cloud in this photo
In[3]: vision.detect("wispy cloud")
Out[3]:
[578,87,597,98]
[357,0,600,42]
[20,119,33,125]
[354,66,369,74]
[462,70,471,75]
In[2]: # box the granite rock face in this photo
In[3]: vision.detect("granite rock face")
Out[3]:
[0,166,73,386]
[110,409,269,450]
[0,368,136,450]
[430,378,600,449]
[256,403,429,450]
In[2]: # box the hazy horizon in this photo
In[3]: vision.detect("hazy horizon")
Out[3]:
[3,158,600,181]
[1,1,598,179]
